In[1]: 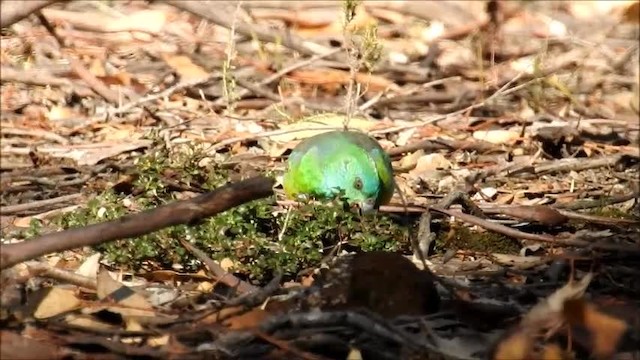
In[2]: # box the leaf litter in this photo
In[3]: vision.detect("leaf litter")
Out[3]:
[0,1,639,359]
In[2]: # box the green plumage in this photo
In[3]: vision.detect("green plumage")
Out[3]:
[283,129,395,212]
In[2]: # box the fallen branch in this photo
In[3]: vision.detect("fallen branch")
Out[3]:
[431,207,640,253]
[0,193,83,216]
[179,239,259,294]
[0,0,62,28]
[166,1,334,58]
[0,176,275,270]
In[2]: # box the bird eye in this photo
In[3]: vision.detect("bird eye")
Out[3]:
[353,177,363,190]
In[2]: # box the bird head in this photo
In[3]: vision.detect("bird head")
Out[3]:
[325,157,381,214]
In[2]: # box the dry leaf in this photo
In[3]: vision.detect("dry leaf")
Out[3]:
[287,68,396,92]
[523,273,593,328]
[89,58,107,77]
[202,306,270,330]
[271,113,374,143]
[65,314,118,331]
[147,335,170,347]
[220,257,235,271]
[540,344,567,360]
[347,347,364,360]
[564,299,628,358]
[162,54,209,82]
[46,105,77,122]
[12,216,40,228]
[96,268,156,318]
[621,1,640,23]
[42,8,167,34]
[34,287,81,319]
[75,253,101,279]
[413,153,452,172]
[25,141,152,166]
[492,331,532,360]
[473,129,520,145]
[398,150,424,170]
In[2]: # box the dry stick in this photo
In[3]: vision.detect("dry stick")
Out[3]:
[370,72,534,135]
[0,176,275,270]
[234,77,335,112]
[109,74,221,116]
[387,138,498,157]
[380,202,638,227]
[0,193,82,215]
[166,1,334,58]
[0,0,62,28]
[252,330,328,360]
[215,48,342,106]
[557,191,639,211]
[179,239,258,294]
[556,208,639,226]
[67,57,121,105]
[430,207,640,253]
[35,12,121,105]
[26,261,98,289]
[210,125,345,151]
[0,66,93,97]
[533,155,622,174]
[114,51,341,115]
[0,126,70,145]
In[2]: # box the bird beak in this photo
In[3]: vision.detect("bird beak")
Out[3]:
[357,199,376,215]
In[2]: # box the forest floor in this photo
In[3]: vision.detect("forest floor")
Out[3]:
[1,1,639,359]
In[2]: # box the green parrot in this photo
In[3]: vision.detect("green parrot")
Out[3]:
[283,129,395,213]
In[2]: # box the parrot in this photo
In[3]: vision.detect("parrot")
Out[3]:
[283,129,395,213]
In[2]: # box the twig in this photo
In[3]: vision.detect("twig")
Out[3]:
[0,176,275,270]
[533,155,623,174]
[431,207,640,253]
[210,125,345,151]
[220,48,342,104]
[68,58,121,105]
[370,74,538,135]
[26,261,97,289]
[555,208,639,226]
[35,11,122,105]
[0,66,94,97]
[234,77,335,112]
[166,1,335,57]
[0,0,62,28]
[1,127,70,145]
[109,74,220,116]
[556,191,639,211]
[222,0,243,111]
[0,194,82,215]
[252,330,329,360]
[179,238,259,294]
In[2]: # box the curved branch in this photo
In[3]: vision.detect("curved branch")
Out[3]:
[0,0,63,28]
[1,176,275,270]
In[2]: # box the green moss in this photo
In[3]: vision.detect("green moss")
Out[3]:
[434,225,521,254]
[588,206,639,221]
[48,142,406,282]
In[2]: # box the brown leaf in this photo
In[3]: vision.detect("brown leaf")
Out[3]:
[33,287,81,319]
[621,1,640,23]
[540,344,567,360]
[489,205,569,226]
[271,113,374,143]
[564,299,628,359]
[96,268,156,318]
[202,305,271,330]
[162,54,209,82]
[287,68,396,92]
[492,331,532,360]
[42,8,167,34]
